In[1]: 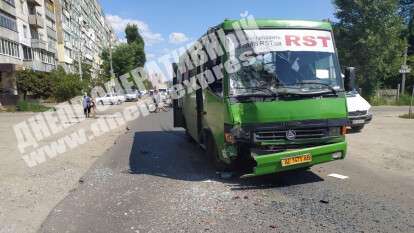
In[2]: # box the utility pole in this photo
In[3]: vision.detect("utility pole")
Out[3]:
[78,16,83,82]
[109,29,114,78]
[108,29,115,92]
[400,46,411,95]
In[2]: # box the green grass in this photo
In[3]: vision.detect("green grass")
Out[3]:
[370,95,413,106]
[16,100,53,112]
[399,113,414,119]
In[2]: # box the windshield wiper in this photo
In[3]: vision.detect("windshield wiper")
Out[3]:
[233,86,279,97]
[289,81,338,96]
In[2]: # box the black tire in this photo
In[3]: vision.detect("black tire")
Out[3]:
[99,100,104,105]
[206,132,228,171]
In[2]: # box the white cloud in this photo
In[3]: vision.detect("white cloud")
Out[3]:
[105,14,164,46]
[169,32,189,44]
[146,53,156,59]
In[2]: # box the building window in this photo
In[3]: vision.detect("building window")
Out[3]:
[0,37,19,58]
[3,0,15,7]
[23,45,32,60]
[0,12,17,32]
[23,25,28,38]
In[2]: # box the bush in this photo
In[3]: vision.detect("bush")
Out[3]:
[53,74,83,102]
[16,70,53,100]
[16,100,52,112]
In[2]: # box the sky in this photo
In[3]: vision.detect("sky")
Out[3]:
[100,0,338,61]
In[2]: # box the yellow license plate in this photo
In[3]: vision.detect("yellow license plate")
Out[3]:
[281,154,312,167]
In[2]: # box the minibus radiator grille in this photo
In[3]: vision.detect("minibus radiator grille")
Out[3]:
[254,128,328,141]
[348,110,368,117]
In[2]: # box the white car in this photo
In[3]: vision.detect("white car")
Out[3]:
[96,93,126,105]
[125,90,140,101]
[346,91,372,131]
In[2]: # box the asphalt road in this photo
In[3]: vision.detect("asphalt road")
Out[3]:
[39,110,414,233]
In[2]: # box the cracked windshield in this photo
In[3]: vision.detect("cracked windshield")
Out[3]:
[229,30,342,97]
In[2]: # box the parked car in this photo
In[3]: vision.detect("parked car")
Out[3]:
[125,90,140,102]
[346,91,372,131]
[96,93,125,105]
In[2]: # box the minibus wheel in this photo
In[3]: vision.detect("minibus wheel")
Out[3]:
[206,133,228,171]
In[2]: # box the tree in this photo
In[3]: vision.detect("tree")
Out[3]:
[125,23,146,68]
[125,23,145,45]
[16,70,36,100]
[334,0,405,97]
[100,24,146,84]
[16,69,54,100]
[53,73,83,102]
[111,43,136,76]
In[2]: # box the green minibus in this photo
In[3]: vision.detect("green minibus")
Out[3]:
[173,19,349,177]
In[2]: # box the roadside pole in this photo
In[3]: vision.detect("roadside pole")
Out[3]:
[409,86,414,119]
[400,46,410,95]
[109,29,115,93]
[396,84,400,101]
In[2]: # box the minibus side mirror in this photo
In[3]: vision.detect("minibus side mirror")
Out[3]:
[344,67,356,92]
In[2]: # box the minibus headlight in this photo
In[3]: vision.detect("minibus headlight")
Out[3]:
[230,126,250,140]
[224,125,250,144]
[328,127,341,136]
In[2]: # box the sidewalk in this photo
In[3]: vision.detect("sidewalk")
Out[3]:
[0,102,136,233]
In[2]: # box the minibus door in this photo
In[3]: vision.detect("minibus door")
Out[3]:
[172,63,185,128]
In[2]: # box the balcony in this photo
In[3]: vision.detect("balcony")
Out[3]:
[45,9,55,21]
[28,14,44,28]
[46,27,56,40]
[0,0,16,17]
[31,38,47,50]
[48,43,56,53]
[26,0,41,6]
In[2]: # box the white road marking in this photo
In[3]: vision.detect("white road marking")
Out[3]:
[328,173,349,179]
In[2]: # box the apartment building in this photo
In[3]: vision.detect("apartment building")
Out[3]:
[0,0,115,98]
[0,0,20,95]
[56,0,114,75]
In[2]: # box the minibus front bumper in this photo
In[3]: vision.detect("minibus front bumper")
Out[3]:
[246,141,347,177]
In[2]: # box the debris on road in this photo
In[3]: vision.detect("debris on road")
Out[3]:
[319,200,329,204]
[328,173,349,179]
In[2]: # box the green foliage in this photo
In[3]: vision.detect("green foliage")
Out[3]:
[16,100,52,112]
[112,43,137,76]
[100,23,146,78]
[53,73,83,102]
[16,69,54,100]
[125,23,145,45]
[370,94,413,105]
[334,0,405,97]
[399,113,414,119]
